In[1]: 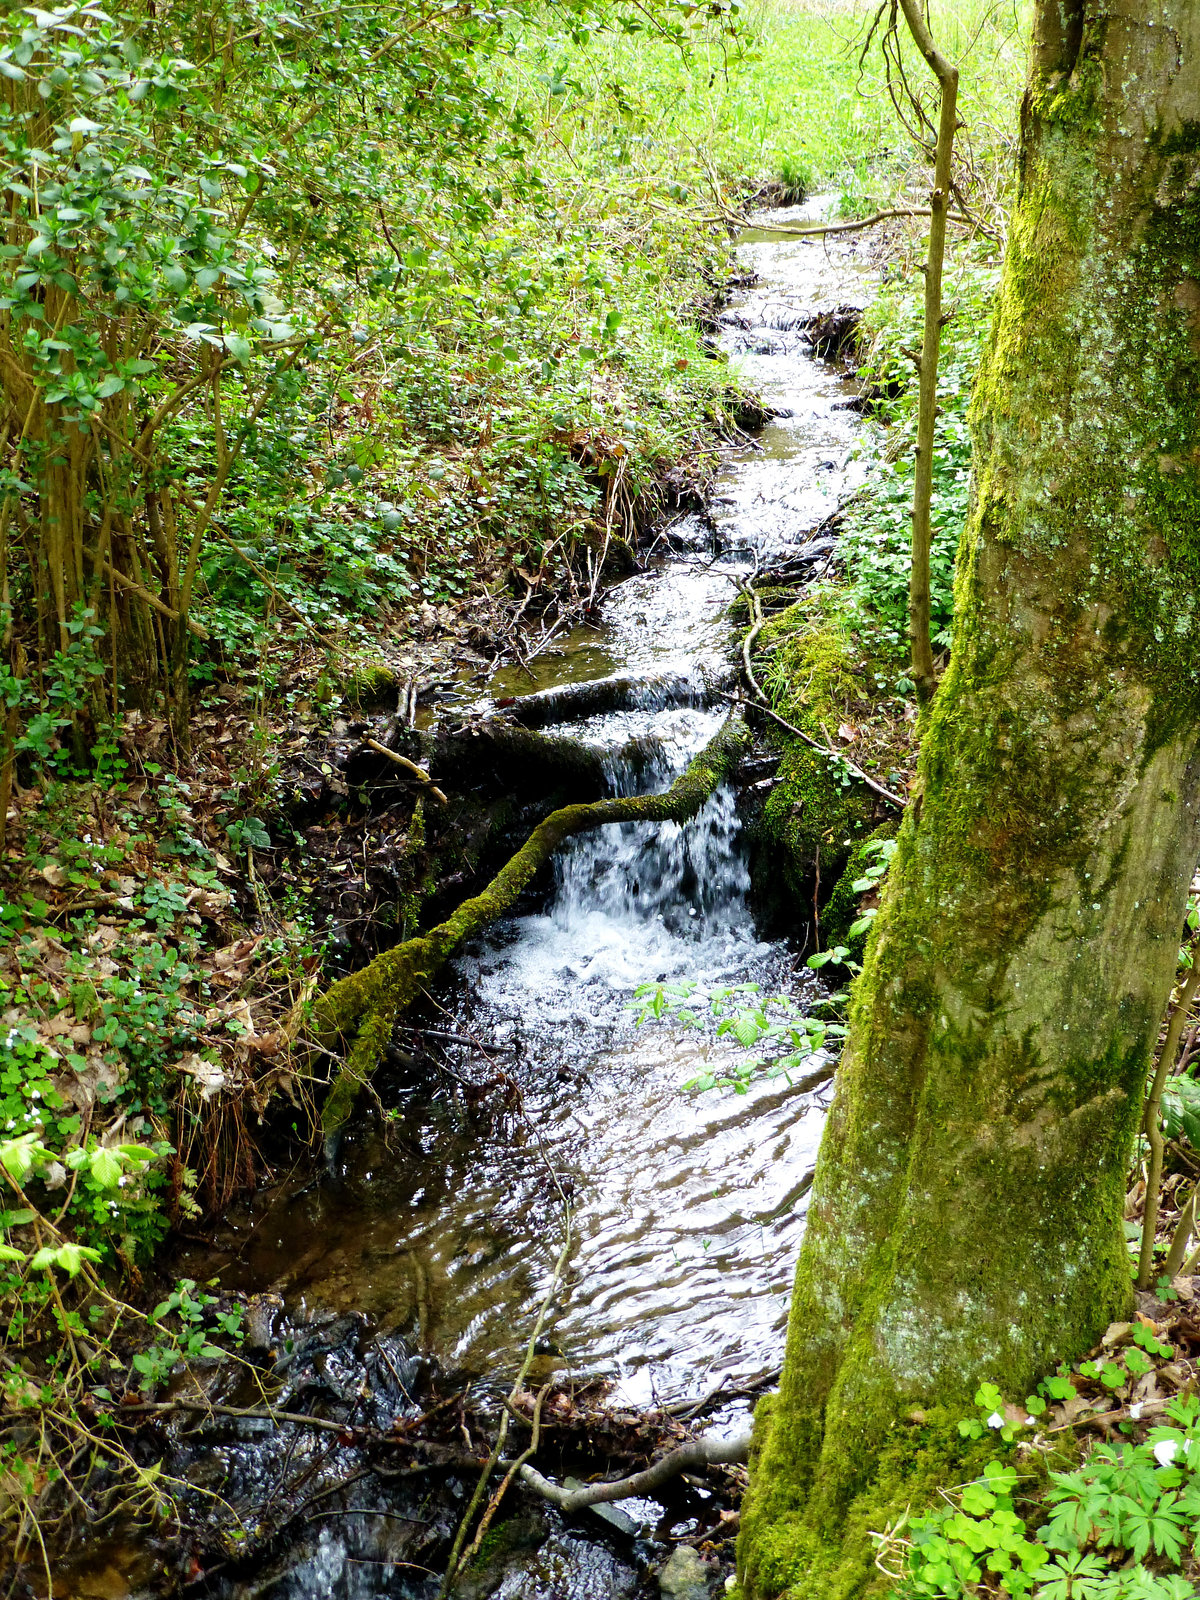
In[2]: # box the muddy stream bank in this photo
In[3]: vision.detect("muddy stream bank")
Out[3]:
[95,200,883,1600]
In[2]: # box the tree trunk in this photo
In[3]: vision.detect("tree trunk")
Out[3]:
[737,6,1200,1596]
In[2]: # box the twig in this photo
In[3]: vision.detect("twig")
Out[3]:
[439,1208,574,1596]
[409,1027,518,1054]
[362,737,448,804]
[725,613,906,811]
[1139,956,1200,1288]
[519,1431,751,1513]
[457,1381,552,1572]
[113,1399,353,1434]
[664,1365,783,1422]
[1046,1396,1174,1435]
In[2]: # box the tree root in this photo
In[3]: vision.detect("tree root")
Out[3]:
[312,712,749,1139]
[518,1431,750,1513]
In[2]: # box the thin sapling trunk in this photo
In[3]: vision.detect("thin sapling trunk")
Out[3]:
[897,0,959,706]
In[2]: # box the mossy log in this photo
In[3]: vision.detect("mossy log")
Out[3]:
[503,667,734,728]
[313,712,748,1139]
[427,724,611,793]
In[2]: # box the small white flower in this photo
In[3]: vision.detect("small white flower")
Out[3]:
[987,1411,1005,1429]
[1025,1416,1039,1427]
[29,1089,39,1099]
[1129,1402,1144,1420]
[1154,1438,1179,1467]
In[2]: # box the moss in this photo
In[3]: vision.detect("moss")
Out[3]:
[750,603,888,933]
[341,658,400,709]
[820,820,899,954]
[740,1405,995,1600]
[757,745,876,931]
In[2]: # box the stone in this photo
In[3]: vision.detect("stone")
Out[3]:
[657,1544,714,1598]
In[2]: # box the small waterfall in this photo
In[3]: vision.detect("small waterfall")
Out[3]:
[476,717,760,1010]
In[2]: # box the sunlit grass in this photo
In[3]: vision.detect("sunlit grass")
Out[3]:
[505,0,1030,211]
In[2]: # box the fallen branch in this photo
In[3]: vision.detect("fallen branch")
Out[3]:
[519,1431,750,1513]
[362,737,449,804]
[719,689,903,811]
[736,204,992,241]
[313,712,749,1136]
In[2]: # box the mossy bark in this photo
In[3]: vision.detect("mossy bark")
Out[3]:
[739,7,1200,1595]
[314,713,748,1138]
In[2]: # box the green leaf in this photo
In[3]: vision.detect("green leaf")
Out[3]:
[89,1147,122,1188]
[55,1242,101,1278]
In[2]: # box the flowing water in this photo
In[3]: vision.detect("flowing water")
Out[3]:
[163,200,880,1600]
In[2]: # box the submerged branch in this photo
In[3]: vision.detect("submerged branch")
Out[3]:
[519,1431,750,1513]
[312,712,749,1138]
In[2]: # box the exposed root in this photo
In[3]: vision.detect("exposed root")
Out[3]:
[312,712,749,1137]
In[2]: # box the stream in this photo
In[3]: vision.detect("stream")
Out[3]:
[108,200,880,1600]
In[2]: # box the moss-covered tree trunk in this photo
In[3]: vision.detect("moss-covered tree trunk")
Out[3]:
[738,6,1200,1596]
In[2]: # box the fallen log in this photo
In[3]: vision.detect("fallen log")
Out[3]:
[312,712,749,1138]
[428,722,612,792]
[518,1431,751,1513]
[502,666,735,728]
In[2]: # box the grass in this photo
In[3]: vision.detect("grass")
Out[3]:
[521,0,1030,212]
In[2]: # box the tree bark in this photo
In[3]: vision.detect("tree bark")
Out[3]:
[738,6,1200,1596]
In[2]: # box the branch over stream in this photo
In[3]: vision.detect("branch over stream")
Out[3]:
[312,712,749,1137]
[518,1432,751,1513]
